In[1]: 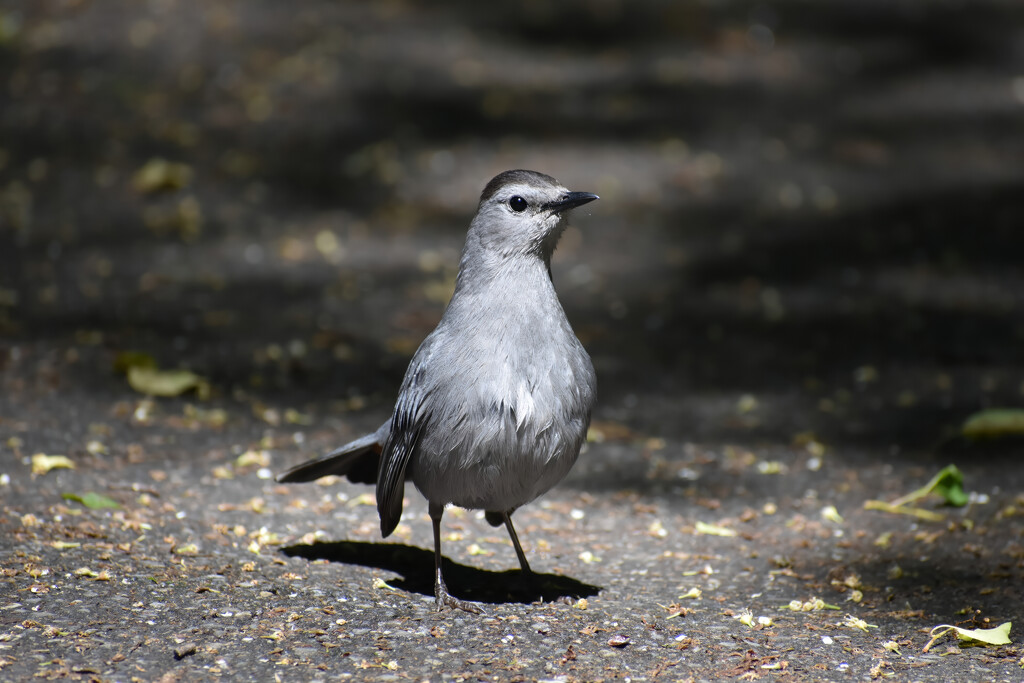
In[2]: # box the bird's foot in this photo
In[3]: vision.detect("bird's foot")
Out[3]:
[435,580,482,614]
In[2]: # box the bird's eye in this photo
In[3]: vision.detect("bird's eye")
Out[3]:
[508,196,528,212]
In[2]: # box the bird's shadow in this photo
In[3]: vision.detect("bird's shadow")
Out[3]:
[281,540,601,605]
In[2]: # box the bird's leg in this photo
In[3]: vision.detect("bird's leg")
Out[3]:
[501,512,534,578]
[429,502,481,614]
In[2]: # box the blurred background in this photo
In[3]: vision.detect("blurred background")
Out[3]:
[2,0,1024,461]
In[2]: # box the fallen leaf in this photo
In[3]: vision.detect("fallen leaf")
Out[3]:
[862,500,946,521]
[889,464,967,508]
[924,622,1011,652]
[61,492,121,510]
[864,464,967,520]
[132,158,192,193]
[128,366,209,398]
[31,454,75,475]
[962,409,1024,439]
[821,505,844,523]
[235,449,270,468]
[696,521,737,537]
[51,541,81,550]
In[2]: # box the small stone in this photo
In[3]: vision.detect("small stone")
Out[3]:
[608,634,630,648]
[173,643,198,660]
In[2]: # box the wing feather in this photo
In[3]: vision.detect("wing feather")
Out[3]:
[376,358,434,537]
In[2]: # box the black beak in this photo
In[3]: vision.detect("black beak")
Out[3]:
[543,191,600,214]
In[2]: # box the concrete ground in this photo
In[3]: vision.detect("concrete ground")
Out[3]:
[2,1,1024,680]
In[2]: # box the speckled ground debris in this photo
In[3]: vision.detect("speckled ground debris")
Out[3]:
[2,0,1024,680]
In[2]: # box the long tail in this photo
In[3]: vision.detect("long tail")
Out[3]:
[276,422,388,485]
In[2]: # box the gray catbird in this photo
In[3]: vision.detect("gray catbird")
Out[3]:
[278,170,598,612]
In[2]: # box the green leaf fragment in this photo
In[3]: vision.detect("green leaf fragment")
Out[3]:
[924,622,1011,652]
[962,408,1024,439]
[889,464,967,508]
[867,464,968,518]
[62,491,122,510]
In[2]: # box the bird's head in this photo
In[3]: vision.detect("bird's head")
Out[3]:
[468,170,598,261]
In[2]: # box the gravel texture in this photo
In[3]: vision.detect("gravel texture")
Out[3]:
[2,1,1024,680]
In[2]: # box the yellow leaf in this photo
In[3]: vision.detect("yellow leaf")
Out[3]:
[235,449,270,468]
[924,622,1011,652]
[128,366,208,398]
[212,466,233,480]
[348,492,376,507]
[863,499,946,522]
[695,521,737,537]
[132,158,192,193]
[821,505,844,523]
[51,541,81,550]
[31,454,75,475]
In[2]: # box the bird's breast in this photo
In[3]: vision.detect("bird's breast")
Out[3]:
[408,284,595,511]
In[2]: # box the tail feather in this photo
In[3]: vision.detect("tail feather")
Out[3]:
[276,427,386,484]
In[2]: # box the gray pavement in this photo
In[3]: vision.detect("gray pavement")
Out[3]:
[2,1,1024,680]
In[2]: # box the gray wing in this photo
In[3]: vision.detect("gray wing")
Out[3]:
[376,341,439,538]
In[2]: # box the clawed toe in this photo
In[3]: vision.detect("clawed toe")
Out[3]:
[437,591,482,614]
[435,582,482,614]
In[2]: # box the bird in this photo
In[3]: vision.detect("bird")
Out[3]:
[278,170,598,612]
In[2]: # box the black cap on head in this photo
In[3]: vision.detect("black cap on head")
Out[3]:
[480,170,559,204]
